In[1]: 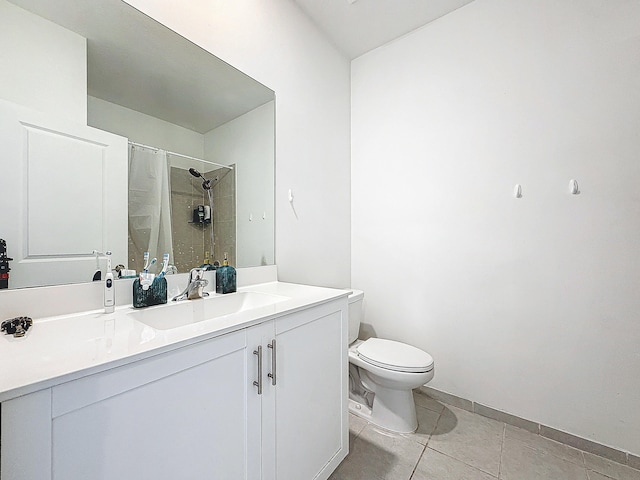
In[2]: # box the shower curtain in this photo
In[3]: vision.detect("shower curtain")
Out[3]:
[128,146,174,271]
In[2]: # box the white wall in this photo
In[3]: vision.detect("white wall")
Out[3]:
[352,0,640,455]
[0,0,86,123]
[88,96,205,159]
[125,0,352,288]
[204,102,275,267]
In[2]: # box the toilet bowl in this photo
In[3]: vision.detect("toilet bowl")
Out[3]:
[348,290,434,433]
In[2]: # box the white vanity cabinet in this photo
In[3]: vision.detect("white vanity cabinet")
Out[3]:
[0,296,348,480]
[2,329,260,480]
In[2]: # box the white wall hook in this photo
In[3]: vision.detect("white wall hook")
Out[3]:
[569,179,580,195]
[514,184,522,198]
[288,189,294,203]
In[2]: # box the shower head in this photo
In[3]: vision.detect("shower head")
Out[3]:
[189,167,218,190]
[189,167,213,190]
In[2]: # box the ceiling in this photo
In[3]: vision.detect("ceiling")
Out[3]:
[9,0,274,134]
[7,0,475,132]
[293,0,475,59]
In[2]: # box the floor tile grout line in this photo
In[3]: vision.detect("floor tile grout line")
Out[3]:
[408,406,443,479]
[427,392,640,474]
[414,402,445,416]
[506,428,598,468]
[408,441,429,479]
[426,446,501,478]
[413,391,447,416]
[425,401,503,478]
[357,420,369,440]
[349,415,369,441]
[498,422,506,479]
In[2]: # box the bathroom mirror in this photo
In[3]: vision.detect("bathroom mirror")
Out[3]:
[0,0,275,290]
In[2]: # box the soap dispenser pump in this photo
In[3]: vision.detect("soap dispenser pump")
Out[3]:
[104,251,115,313]
[215,252,236,294]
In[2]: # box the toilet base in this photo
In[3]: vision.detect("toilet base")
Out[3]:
[348,389,418,434]
[348,398,373,422]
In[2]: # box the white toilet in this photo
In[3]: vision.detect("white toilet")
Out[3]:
[348,290,434,433]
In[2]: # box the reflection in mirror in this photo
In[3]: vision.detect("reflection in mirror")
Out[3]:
[127,144,236,274]
[1,0,275,290]
[0,99,129,289]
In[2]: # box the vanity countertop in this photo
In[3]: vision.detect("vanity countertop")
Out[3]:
[0,281,350,403]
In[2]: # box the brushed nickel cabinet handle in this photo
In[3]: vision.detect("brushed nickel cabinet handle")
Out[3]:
[267,339,276,386]
[253,345,262,395]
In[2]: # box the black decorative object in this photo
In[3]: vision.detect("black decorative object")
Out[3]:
[133,276,168,308]
[1,317,33,337]
[191,205,211,225]
[0,239,13,290]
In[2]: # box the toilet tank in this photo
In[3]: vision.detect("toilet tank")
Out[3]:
[348,289,364,344]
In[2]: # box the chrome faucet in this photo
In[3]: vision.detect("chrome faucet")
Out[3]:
[172,268,209,301]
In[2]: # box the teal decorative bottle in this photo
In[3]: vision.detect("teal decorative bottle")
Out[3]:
[216,252,236,294]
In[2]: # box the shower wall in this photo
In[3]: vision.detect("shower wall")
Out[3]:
[170,166,206,272]
[170,166,236,271]
[210,166,236,267]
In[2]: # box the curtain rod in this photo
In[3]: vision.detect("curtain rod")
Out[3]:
[128,141,233,170]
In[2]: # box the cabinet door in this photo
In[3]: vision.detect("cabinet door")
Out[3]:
[51,330,260,480]
[273,300,349,480]
[247,320,276,479]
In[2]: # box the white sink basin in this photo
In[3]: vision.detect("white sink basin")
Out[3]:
[128,291,289,330]
[127,300,194,331]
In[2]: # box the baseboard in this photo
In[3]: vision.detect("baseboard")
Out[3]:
[419,386,637,468]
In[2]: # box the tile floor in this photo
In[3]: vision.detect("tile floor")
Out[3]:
[330,391,640,480]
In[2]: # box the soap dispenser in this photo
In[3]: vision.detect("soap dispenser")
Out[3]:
[216,252,236,294]
[200,250,215,271]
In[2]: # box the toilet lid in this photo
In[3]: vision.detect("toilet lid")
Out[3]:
[357,338,434,373]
